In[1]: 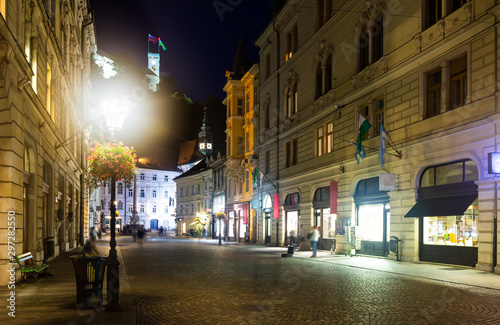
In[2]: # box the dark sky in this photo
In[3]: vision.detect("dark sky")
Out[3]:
[89,0,274,102]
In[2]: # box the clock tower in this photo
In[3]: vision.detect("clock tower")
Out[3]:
[198,107,213,156]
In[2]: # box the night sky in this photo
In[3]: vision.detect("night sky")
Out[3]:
[89,0,275,102]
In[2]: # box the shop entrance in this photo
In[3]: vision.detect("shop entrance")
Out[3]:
[406,160,479,267]
[284,193,300,246]
[355,177,390,256]
[264,213,271,244]
[313,186,335,250]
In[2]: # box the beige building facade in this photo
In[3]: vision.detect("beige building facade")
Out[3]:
[256,0,500,271]
[0,0,95,285]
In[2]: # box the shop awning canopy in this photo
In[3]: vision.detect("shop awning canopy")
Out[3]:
[404,195,477,218]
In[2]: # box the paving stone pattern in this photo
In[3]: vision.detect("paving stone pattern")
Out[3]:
[120,238,500,325]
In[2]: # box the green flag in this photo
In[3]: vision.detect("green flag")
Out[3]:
[159,39,166,51]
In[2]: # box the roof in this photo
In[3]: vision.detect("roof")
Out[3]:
[177,139,205,166]
[173,159,210,181]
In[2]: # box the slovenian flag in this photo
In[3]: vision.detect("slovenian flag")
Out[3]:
[158,38,167,51]
[357,113,372,154]
[148,34,157,43]
[379,122,388,167]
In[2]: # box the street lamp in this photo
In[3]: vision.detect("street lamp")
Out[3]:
[103,99,130,312]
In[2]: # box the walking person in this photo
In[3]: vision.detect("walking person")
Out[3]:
[308,226,320,257]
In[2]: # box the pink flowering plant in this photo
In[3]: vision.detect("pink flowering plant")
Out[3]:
[86,142,137,188]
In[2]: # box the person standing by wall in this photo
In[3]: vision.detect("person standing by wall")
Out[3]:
[308,226,320,257]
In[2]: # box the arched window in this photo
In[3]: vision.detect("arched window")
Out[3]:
[325,54,333,93]
[292,83,298,115]
[286,88,292,117]
[315,64,323,99]
[372,14,383,63]
[358,25,369,72]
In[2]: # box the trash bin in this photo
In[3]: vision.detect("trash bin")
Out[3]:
[70,255,108,307]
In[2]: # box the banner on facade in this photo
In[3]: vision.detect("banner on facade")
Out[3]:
[330,181,338,215]
[273,194,279,218]
[243,204,248,224]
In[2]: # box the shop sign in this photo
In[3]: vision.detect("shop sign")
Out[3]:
[379,173,396,191]
[488,152,500,174]
[273,194,279,218]
[330,181,338,214]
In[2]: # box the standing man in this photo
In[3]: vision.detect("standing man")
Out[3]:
[309,226,320,257]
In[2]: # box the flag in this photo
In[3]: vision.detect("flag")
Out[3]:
[355,145,366,164]
[158,38,167,51]
[148,34,157,43]
[252,167,261,188]
[379,122,388,166]
[357,113,372,154]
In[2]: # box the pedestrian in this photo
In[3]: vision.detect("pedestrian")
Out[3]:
[289,229,296,247]
[83,227,100,256]
[308,226,320,257]
[137,226,146,248]
[159,226,164,236]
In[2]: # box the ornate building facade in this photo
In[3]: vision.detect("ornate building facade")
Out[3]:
[256,0,500,271]
[0,0,95,285]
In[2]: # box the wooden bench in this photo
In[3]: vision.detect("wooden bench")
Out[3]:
[15,252,49,281]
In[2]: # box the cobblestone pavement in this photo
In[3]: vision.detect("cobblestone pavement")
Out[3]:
[120,237,500,325]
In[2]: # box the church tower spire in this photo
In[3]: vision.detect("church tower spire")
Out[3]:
[198,107,213,156]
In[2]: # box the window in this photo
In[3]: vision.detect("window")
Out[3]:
[315,64,323,99]
[140,189,145,198]
[46,62,53,116]
[358,26,369,72]
[326,122,333,154]
[164,175,168,182]
[264,100,270,130]
[118,201,123,210]
[246,171,250,192]
[426,69,442,118]
[191,184,194,196]
[153,205,157,213]
[359,105,370,140]
[180,204,184,215]
[425,0,442,29]
[140,173,145,180]
[317,0,324,29]
[165,206,168,213]
[164,190,168,199]
[197,202,200,213]
[286,84,298,117]
[449,0,467,14]
[316,126,324,157]
[265,151,270,174]
[227,99,231,118]
[237,137,244,155]
[128,188,133,197]
[197,183,200,194]
[180,186,183,198]
[237,98,243,115]
[285,26,298,61]
[152,190,157,198]
[140,205,145,213]
[153,174,157,181]
[325,55,333,93]
[245,92,250,114]
[374,97,384,127]
[372,14,383,63]
[265,53,270,79]
[245,131,249,152]
[286,139,298,167]
[191,203,194,214]
[186,187,189,197]
[128,205,133,213]
[117,183,123,194]
[449,55,467,110]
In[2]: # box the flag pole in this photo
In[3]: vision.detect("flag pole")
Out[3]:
[339,138,401,158]
[148,33,150,54]
[372,122,402,159]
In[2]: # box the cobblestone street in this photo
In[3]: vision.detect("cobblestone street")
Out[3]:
[120,237,500,325]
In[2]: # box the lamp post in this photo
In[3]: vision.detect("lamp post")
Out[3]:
[103,99,129,312]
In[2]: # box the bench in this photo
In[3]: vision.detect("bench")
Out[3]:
[15,252,50,281]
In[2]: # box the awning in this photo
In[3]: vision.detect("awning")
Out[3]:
[404,195,477,218]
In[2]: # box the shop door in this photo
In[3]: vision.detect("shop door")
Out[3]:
[356,203,389,256]
[264,214,271,244]
[285,211,299,246]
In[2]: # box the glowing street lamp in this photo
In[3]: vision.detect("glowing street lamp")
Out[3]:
[103,98,129,312]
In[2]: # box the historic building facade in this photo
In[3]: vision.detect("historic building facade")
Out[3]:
[0,0,95,284]
[223,42,259,242]
[255,0,500,271]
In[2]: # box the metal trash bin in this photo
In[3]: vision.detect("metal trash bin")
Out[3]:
[70,255,108,307]
[390,236,401,261]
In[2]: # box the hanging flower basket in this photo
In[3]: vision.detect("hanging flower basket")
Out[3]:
[215,212,226,220]
[85,142,137,188]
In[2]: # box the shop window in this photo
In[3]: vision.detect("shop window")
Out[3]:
[449,55,467,110]
[420,160,478,187]
[426,69,441,119]
[423,198,478,247]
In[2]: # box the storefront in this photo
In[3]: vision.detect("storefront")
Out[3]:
[405,160,479,267]
[354,177,390,256]
[313,186,335,250]
[284,193,300,246]
[263,195,273,244]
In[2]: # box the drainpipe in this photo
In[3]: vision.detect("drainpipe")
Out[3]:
[493,14,498,272]
[273,18,280,247]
